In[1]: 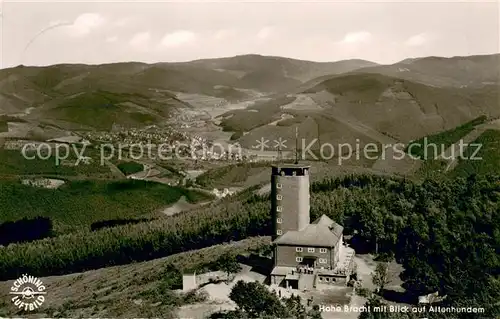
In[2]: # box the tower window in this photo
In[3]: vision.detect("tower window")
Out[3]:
[308,247,315,253]
[276,229,282,235]
[296,247,303,252]
[319,258,327,264]
[276,206,282,212]
[320,248,327,253]
[276,183,282,189]
[276,194,283,200]
[296,257,303,262]
[277,218,283,224]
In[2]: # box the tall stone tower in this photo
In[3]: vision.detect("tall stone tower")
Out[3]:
[271,164,311,239]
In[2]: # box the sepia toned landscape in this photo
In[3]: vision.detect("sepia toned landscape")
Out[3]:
[0,1,499,319]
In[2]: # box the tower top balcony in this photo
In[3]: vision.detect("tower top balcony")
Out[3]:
[272,164,310,177]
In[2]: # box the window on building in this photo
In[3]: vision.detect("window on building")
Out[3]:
[320,248,327,253]
[307,247,315,253]
[296,257,303,262]
[277,218,283,224]
[325,277,330,282]
[277,229,282,235]
[296,247,303,252]
[319,258,327,264]
[318,277,323,282]
[277,194,283,200]
[276,183,282,189]
[276,206,282,212]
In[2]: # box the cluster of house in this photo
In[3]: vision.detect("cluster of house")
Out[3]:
[211,188,235,198]
[190,149,246,162]
[21,178,65,189]
[79,128,247,162]
[2,140,44,151]
[81,127,188,146]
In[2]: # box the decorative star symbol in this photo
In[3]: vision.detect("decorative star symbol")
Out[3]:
[274,137,287,149]
[253,137,270,151]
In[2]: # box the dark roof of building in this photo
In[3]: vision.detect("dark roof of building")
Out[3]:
[271,163,311,169]
[273,214,344,247]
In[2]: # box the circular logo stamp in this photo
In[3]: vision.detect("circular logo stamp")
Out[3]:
[9,274,46,311]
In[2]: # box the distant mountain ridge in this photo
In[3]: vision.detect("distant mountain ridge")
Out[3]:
[180,54,379,82]
[355,53,500,88]
[0,54,379,130]
[0,53,498,135]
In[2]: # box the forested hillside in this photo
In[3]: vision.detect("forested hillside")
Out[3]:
[0,174,497,318]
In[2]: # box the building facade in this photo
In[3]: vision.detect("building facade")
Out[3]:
[271,164,310,239]
[270,164,355,290]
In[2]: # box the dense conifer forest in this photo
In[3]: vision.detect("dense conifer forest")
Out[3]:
[0,174,498,318]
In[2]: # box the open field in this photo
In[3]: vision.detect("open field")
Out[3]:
[282,94,324,111]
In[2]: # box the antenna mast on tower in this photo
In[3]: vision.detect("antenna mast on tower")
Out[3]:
[295,126,299,164]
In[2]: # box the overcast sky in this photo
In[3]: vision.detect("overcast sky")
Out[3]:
[1,0,499,69]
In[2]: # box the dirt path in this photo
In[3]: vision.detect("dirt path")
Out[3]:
[440,120,500,172]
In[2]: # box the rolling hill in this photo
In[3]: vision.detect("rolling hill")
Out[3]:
[302,73,499,141]
[178,54,379,82]
[223,72,499,152]
[354,53,500,88]
[0,55,379,131]
[0,53,498,141]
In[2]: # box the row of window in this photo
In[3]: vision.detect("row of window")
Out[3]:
[318,276,336,282]
[296,247,328,253]
[277,170,309,176]
[295,257,327,263]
